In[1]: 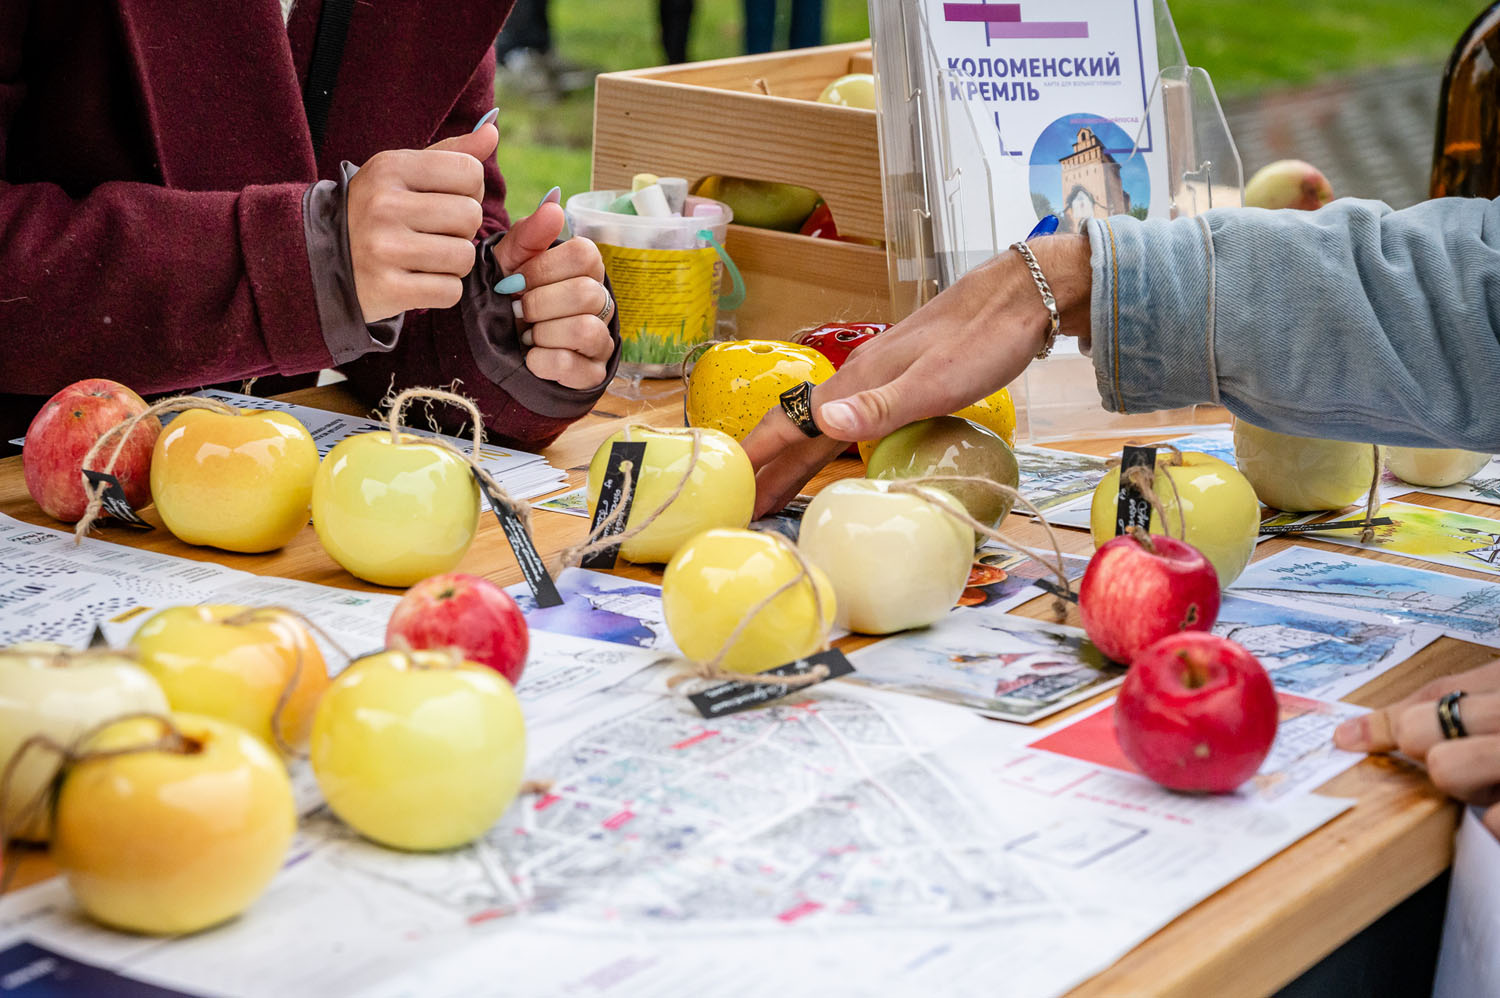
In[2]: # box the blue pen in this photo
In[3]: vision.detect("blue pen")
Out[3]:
[1025,214,1060,241]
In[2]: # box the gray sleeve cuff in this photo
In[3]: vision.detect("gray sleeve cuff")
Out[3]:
[302,162,403,366]
[1087,214,1220,414]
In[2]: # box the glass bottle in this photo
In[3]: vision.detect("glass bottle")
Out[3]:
[1431,2,1500,198]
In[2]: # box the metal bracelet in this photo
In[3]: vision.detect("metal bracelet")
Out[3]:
[1437,690,1469,740]
[1011,240,1062,360]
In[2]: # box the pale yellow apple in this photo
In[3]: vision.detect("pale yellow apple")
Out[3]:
[662,528,836,673]
[310,649,526,852]
[52,712,296,935]
[586,427,754,564]
[150,408,319,553]
[1232,421,1379,511]
[1385,446,1491,488]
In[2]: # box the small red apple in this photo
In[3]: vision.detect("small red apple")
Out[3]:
[794,322,888,370]
[23,379,160,523]
[1078,529,1220,665]
[386,573,529,685]
[1114,632,1278,794]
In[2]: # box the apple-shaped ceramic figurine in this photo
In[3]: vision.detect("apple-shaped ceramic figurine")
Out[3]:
[799,479,974,634]
[51,712,296,934]
[311,648,526,852]
[1243,159,1334,212]
[857,388,1018,463]
[1090,453,1260,587]
[151,408,319,552]
[1113,633,1279,793]
[1385,446,1492,488]
[1232,421,1378,512]
[816,73,876,109]
[23,379,160,524]
[1078,531,1220,664]
[662,528,836,673]
[865,416,1020,548]
[686,340,836,441]
[0,643,169,841]
[585,427,755,564]
[386,573,530,686]
[131,605,330,757]
[794,322,887,369]
[312,431,480,587]
[692,176,820,231]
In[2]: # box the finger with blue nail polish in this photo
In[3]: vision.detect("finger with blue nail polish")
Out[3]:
[494,273,526,295]
[471,107,499,133]
[538,186,561,208]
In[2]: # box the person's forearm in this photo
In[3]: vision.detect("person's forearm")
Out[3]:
[1088,197,1500,450]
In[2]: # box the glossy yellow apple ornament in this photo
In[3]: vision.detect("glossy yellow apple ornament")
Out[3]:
[662,528,836,673]
[586,427,754,564]
[0,643,168,841]
[816,72,877,109]
[312,431,480,587]
[131,605,330,757]
[800,479,973,634]
[1385,446,1491,488]
[52,712,296,935]
[686,340,836,441]
[1232,421,1378,511]
[151,408,318,552]
[1089,453,1260,586]
[857,387,1017,463]
[311,648,526,852]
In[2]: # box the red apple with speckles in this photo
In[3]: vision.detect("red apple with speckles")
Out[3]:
[23,379,160,523]
[1114,632,1278,794]
[1078,529,1220,665]
[385,573,529,685]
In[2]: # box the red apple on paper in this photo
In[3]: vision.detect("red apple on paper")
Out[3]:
[1078,529,1220,665]
[386,573,529,685]
[1114,632,1278,794]
[23,379,160,523]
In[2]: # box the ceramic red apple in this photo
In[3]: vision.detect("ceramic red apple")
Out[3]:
[386,573,529,685]
[1079,529,1220,664]
[23,379,160,523]
[1114,632,1278,794]
[794,322,888,369]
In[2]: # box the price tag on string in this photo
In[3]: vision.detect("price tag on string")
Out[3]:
[1115,445,1157,536]
[687,649,855,719]
[580,441,646,570]
[79,470,152,530]
[472,471,563,608]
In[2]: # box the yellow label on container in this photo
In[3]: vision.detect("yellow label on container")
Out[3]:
[597,243,720,367]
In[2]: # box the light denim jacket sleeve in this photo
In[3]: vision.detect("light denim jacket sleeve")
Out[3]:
[1086,197,1500,451]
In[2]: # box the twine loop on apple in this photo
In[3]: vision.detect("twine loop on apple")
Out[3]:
[1120,463,1188,541]
[668,529,834,691]
[0,710,195,896]
[218,606,350,761]
[1359,445,1382,544]
[72,395,240,544]
[886,476,1074,621]
[556,423,705,571]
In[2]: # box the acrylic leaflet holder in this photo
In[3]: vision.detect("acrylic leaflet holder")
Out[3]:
[867,0,1243,442]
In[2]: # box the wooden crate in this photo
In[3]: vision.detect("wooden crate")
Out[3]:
[591,41,891,340]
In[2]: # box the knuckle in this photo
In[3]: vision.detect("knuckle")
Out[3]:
[1425,744,1459,791]
[1392,706,1427,752]
[437,277,463,309]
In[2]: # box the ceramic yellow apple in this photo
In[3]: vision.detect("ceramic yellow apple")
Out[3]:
[131,605,329,757]
[585,427,754,564]
[0,643,168,841]
[312,431,480,587]
[150,408,318,552]
[800,479,973,634]
[1089,453,1260,586]
[686,340,835,441]
[816,72,877,109]
[1232,421,1378,511]
[52,712,296,935]
[662,528,835,673]
[1385,446,1491,488]
[311,648,526,852]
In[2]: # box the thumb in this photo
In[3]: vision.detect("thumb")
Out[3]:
[1333,709,1396,753]
[816,378,922,442]
[426,124,499,161]
[493,202,565,276]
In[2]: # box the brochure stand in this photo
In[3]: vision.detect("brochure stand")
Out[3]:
[868,0,1242,442]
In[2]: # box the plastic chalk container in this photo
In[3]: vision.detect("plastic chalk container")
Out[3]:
[565,191,746,380]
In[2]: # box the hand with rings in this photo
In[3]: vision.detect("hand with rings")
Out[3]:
[491,190,616,390]
[1335,658,1500,839]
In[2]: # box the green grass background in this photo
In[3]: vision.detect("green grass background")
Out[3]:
[496,0,1486,218]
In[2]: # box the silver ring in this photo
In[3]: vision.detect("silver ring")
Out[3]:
[1438,691,1469,740]
[595,287,615,324]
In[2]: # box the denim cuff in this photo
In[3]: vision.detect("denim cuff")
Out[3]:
[302,162,403,365]
[1088,214,1220,414]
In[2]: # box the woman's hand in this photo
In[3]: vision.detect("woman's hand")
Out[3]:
[741,233,1093,517]
[1335,659,1500,838]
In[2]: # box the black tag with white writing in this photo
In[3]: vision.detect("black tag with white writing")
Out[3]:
[80,470,152,529]
[1034,578,1079,603]
[580,441,646,570]
[1115,445,1157,536]
[688,649,855,718]
[473,470,563,608]
[1258,516,1394,537]
[88,623,110,648]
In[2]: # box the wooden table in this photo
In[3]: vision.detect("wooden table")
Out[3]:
[2,384,1491,997]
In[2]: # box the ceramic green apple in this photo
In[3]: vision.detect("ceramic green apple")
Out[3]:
[866,416,1020,549]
